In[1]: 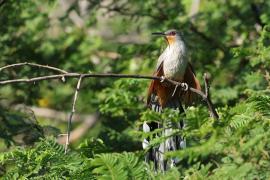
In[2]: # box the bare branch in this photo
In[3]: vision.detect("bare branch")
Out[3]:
[189,0,200,20]
[58,113,99,144]
[0,62,219,151]
[204,73,210,96]
[0,62,68,74]
[0,73,159,85]
[203,73,219,119]
[0,63,219,120]
[65,75,84,154]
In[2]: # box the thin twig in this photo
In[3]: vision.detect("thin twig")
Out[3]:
[0,62,68,74]
[204,73,210,96]
[64,75,84,154]
[59,113,99,145]
[203,73,219,119]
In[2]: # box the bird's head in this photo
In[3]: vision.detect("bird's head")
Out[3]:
[152,29,182,45]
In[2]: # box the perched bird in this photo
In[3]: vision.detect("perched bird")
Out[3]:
[143,29,201,171]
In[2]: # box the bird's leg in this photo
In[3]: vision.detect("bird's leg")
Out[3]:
[160,76,172,87]
[171,85,179,97]
[160,76,165,83]
[172,82,188,97]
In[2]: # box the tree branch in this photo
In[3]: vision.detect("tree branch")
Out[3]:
[64,75,83,154]
[0,73,160,85]
[0,62,68,74]
[203,73,219,119]
[58,113,99,145]
[0,63,219,120]
[0,62,219,151]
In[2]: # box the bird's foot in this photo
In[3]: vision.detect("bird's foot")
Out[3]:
[160,76,165,82]
[181,83,189,91]
[160,76,171,87]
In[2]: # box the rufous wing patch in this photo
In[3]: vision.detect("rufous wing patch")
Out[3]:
[182,63,201,105]
[147,62,173,107]
[147,62,201,107]
[147,63,163,106]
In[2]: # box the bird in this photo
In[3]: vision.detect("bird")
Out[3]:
[142,29,201,171]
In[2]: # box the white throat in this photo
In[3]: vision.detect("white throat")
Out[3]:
[162,38,188,81]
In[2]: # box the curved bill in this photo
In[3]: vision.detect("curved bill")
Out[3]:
[152,32,165,36]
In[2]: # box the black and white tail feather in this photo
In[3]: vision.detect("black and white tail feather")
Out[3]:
[143,93,186,172]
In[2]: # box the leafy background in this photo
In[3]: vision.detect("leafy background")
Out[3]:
[0,0,270,179]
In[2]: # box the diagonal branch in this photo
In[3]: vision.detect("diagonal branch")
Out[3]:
[203,73,219,119]
[64,75,84,154]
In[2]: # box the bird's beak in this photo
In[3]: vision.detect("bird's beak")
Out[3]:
[152,32,165,36]
[152,32,169,46]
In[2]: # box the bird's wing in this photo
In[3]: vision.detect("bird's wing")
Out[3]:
[147,61,164,106]
[156,50,166,70]
[145,60,186,171]
[181,63,201,105]
[147,61,175,107]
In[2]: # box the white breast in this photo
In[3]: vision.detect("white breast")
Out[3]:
[162,40,188,80]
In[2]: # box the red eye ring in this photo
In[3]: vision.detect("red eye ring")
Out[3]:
[170,31,176,36]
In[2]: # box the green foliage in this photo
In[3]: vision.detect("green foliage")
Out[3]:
[91,153,147,180]
[2,93,269,179]
[99,79,146,117]
[0,138,92,179]
[165,93,270,179]
[250,95,270,117]
[0,138,148,179]
[0,105,45,147]
[78,138,108,158]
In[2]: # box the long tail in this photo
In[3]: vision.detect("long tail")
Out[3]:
[143,93,186,171]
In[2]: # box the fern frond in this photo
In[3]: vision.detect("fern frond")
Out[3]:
[91,152,147,180]
[250,95,270,117]
[228,114,253,130]
[120,152,147,180]
[91,153,128,180]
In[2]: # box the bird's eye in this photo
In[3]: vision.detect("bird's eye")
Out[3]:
[170,31,176,36]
